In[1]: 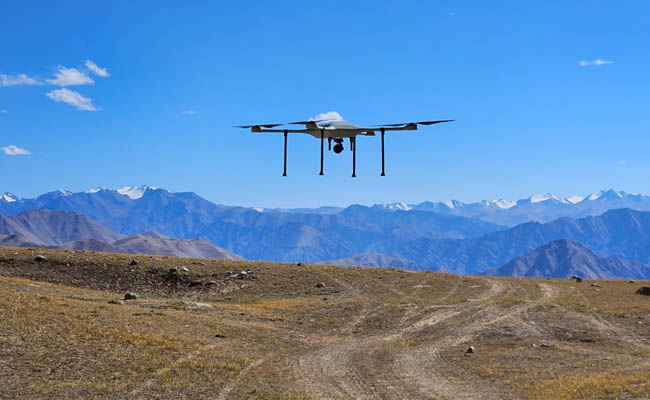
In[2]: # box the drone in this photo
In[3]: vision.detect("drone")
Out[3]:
[235,118,453,177]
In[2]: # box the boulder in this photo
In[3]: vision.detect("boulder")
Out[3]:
[124,292,138,300]
[315,282,326,288]
[466,346,475,354]
[129,259,139,266]
[635,287,650,296]
[34,255,47,262]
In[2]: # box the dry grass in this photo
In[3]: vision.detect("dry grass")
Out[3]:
[1,246,650,399]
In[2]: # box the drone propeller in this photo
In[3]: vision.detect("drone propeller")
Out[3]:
[372,123,408,127]
[373,120,454,127]
[289,118,338,125]
[416,119,455,125]
[234,123,284,129]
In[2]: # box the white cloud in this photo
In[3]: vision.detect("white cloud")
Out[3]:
[579,59,613,67]
[1,109,6,114]
[46,88,98,111]
[1,145,31,156]
[182,110,198,115]
[85,60,109,77]
[311,111,344,121]
[46,66,94,86]
[1,73,43,86]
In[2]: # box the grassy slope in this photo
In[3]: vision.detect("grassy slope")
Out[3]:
[1,246,650,399]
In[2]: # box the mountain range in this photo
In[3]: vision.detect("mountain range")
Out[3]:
[0,223,240,260]
[0,186,503,262]
[485,240,650,279]
[266,189,650,226]
[4,186,650,278]
[372,189,650,226]
[395,208,650,274]
[0,209,123,245]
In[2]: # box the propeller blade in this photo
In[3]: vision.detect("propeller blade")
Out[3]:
[289,118,338,125]
[416,120,455,125]
[372,123,408,127]
[234,123,283,129]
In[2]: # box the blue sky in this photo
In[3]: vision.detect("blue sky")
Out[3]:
[1,1,649,208]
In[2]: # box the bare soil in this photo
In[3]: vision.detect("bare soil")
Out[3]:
[1,247,650,399]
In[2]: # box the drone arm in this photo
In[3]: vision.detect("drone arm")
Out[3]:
[252,128,309,133]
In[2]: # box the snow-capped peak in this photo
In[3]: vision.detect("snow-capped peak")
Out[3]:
[1,192,18,202]
[587,189,628,201]
[528,193,567,204]
[85,186,106,194]
[117,185,159,200]
[253,207,264,213]
[58,189,72,196]
[443,200,457,209]
[588,192,603,201]
[487,199,517,209]
[387,202,413,211]
[566,195,584,204]
[529,193,552,203]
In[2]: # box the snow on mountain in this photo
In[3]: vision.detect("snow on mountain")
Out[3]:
[59,189,72,196]
[117,185,159,200]
[443,200,456,209]
[85,187,106,194]
[1,193,18,203]
[487,199,517,209]
[586,189,628,201]
[566,195,584,204]
[528,193,567,204]
[530,193,552,203]
[587,190,609,200]
[384,202,413,211]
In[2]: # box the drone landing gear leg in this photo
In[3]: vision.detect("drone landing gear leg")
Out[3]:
[283,130,288,176]
[351,137,356,178]
[319,128,324,176]
[381,129,386,176]
[328,137,331,151]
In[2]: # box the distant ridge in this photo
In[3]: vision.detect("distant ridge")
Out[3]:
[485,240,650,279]
[58,233,241,260]
[0,186,504,262]
[374,189,650,226]
[0,234,41,248]
[113,232,242,260]
[0,209,241,260]
[4,186,650,271]
[324,252,443,271]
[396,208,650,274]
[0,209,124,246]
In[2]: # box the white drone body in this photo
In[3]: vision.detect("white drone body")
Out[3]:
[235,118,453,177]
